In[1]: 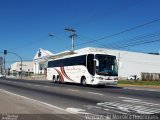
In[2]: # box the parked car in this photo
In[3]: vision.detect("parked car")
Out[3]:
[127,75,139,80]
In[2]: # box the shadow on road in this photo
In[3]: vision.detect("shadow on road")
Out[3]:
[51,81,123,89]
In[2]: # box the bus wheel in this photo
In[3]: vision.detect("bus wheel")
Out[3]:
[81,77,86,86]
[52,75,56,83]
[57,76,61,84]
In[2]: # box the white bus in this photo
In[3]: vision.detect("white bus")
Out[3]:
[47,53,118,86]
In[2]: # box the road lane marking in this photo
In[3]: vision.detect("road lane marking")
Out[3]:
[43,86,50,88]
[91,103,126,114]
[148,89,160,92]
[88,92,103,96]
[3,80,26,85]
[3,80,56,88]
[26,83,32,85]
[124,87,160,92]
[67,89,79,92]
[9,81,18,84]
[66,108,89,114]
[119,97,141,101]
[124,100,160,106]
[8,81,24,85]
[119,96,160,107]
[12,81,50,88]
[5,80,12,82]
[33,84,40,87]
[106,109,127,114]
[97,101,160,114]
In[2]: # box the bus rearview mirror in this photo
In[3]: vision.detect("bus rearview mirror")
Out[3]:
[93,59,99,67]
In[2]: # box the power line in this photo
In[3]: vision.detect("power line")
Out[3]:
[101,32,160,49]
[114,33,160,49]
[6,60,33,63]
[75,18,160,46]
[116,38,160,49]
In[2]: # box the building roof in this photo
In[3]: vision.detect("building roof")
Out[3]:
[33,48,54,62]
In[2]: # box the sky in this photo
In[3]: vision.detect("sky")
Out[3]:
[0,0,160,67]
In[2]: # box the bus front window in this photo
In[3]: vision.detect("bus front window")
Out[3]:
[95,54,118,76]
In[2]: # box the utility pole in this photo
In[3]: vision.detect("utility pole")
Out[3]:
[64,28,77,52]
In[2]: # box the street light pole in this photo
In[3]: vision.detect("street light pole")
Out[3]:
[8,51,23,78]
[3,55,6,77]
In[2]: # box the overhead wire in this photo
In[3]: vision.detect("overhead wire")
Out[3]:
[75,18,160,47]
[100,32,160,49]
[116,38,160,49]
[8,38,46,51]
[5,60,33,63]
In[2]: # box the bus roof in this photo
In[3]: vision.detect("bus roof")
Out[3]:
[47,47,115,61]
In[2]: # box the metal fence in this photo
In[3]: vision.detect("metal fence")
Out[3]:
[141,72,160,81]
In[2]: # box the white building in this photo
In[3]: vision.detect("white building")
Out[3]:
[33,47,160,79]
[10,61,34,76]
[33,48,54,74]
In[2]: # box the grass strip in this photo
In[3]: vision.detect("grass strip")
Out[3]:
[118,80,160,86]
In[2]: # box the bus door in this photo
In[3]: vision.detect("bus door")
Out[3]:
[87,54,95,76]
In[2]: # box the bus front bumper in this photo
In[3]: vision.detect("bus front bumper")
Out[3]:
[92,79,118,85]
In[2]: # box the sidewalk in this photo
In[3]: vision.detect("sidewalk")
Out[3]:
[0,89,65,114]
[0,89,83,120]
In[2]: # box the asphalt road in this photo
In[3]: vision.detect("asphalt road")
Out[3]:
[0,78,160,120]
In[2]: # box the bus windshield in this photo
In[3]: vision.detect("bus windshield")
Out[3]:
[95,54,118,76]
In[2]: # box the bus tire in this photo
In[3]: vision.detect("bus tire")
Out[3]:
[81,76,86,86]
[57,76,61,84]
[52,75,56,83]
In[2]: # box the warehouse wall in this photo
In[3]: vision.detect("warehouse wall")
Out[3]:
[104,48,160,79]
